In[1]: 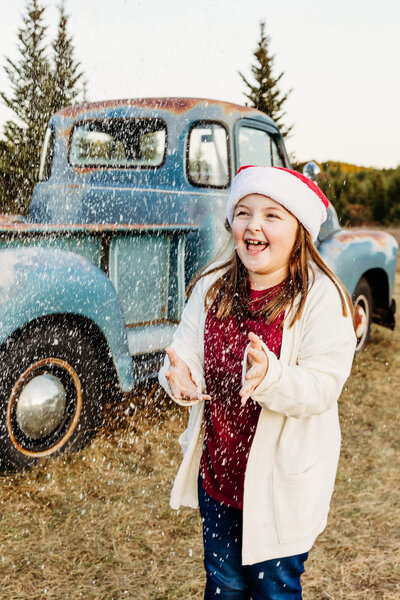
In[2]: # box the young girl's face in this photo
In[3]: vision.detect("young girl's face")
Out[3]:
[232,193,299,289]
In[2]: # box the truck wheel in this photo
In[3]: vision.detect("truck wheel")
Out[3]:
[0,320,106,472]
[353,278,373,352]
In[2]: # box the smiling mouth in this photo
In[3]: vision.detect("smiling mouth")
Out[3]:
[245,240,269,254]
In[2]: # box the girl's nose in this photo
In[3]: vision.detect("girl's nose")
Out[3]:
[246,215,262,231]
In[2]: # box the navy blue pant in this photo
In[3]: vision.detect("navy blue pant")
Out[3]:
[198,477,308,600]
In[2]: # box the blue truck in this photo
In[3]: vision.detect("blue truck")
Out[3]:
[0,97,397,471]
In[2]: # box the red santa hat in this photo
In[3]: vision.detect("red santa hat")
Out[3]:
[226,165,329,241]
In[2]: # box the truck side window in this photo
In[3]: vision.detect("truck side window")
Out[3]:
[238,126,284,168]
[69,118,167,168]
[271,138,285,167]
[39,125,55,181]
[188,122,229,188]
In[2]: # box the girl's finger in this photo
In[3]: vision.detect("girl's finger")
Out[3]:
[178,391,211,403]
[165,346,178,366]
[239,382,253,398]
[170,385,182,400]
[245,367,262,381]
[240,390,251,406]
[247,347,265,363]
[247,347,269,379]
[239,384,248,396]
[248,332,262,348]
[166,370,179,385]
[166,371,179,389]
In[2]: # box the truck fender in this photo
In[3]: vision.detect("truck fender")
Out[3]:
[0,247,133,391]
[318,229,398,301]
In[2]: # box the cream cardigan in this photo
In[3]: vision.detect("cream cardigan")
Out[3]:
[158,266,356,565]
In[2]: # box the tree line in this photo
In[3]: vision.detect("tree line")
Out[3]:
[304,162,400,227]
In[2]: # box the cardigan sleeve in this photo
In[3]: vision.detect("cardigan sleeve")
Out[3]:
[158,277,207,407]
[247,277,356,418]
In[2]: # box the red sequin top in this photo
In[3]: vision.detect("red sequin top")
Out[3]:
[200,285,284,509]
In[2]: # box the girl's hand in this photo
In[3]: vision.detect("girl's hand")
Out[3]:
[239,332,269,406]
[165,347,211,402]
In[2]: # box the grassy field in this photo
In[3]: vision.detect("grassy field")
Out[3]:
[0,285,399,599]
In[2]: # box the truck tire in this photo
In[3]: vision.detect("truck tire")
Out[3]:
[0,320,106,472]
[353,278,373,352]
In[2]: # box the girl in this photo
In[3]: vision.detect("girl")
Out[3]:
[158,165,356,600]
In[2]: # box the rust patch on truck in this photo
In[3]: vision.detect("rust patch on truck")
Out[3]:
[0,214,27,226]
[58,98,199,118]
[59,126,73,138]
[336,230,389,247]
[57,97,261,119]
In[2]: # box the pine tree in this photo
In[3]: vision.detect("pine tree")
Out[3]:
[239,22,292,138]
[0,1,84,215]
[0,0,51,213]
[50,2,83,113]
[0,140,15,213]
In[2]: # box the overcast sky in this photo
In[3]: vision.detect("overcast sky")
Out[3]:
[0,0,399,168]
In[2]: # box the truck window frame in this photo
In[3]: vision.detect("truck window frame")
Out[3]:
[39,124,55,182]
[235,119,287,170]
[186,120,231,189]
[67,117,168,170]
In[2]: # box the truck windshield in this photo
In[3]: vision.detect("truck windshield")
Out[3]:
[69,118,167,168]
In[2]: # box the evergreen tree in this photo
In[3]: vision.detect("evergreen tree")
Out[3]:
[0,0,51,213]
[50,2,83,113]
[240,21,292,138]
[0,140,14,213]
[0,0,84,215]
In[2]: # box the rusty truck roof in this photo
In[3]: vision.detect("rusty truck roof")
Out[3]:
[56,97,271,121]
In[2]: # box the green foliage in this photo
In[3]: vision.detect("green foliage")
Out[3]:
[0,0,50,214]
[50,2,83,111]
[0,0,83,215]
[239,21,292,138]
[293,160,400,226]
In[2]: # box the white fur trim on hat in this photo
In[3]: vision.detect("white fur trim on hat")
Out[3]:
[226,166,328,241]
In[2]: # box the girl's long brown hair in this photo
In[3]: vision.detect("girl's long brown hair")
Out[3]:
[187,223,353,327]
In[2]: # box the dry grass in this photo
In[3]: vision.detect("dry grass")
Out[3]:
[1,285,400,599]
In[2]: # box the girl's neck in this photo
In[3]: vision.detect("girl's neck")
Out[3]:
[248,266,289,290]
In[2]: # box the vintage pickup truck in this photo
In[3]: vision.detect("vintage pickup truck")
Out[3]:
[0,97,397,471]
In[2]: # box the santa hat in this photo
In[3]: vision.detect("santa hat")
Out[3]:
[226,165,329,241]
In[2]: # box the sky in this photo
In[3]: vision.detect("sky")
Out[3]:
[0,0,399,169]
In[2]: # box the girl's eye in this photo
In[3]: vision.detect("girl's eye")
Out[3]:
[266,213,279,219]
